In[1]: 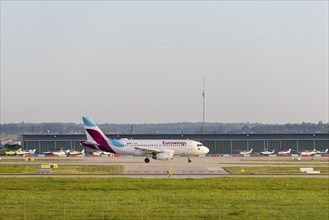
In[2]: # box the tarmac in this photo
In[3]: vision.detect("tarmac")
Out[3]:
[1,156,328,178]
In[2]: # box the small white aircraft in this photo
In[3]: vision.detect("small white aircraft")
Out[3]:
[299,149,317,156]
[67,149,85,157]
[91,150,113,157]
[317,149,328,154]
[278,148,291,155]
[52,149,69,157]
[43,149,69,157]
[260,149,275,155]
[15,149,36,156]
[240,148,253,155]
[90,151,102,156]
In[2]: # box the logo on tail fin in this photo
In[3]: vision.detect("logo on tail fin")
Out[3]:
[82,117,116,153]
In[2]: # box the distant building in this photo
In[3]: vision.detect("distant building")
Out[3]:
[22,133,329,155]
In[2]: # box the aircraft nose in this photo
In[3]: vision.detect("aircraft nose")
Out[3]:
[204,147,209,154]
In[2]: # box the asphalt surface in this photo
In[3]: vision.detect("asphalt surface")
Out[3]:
[1,156,328,178]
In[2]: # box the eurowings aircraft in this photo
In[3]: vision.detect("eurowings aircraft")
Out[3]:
[240,148,253,155]
[260,149,275,155]
[80,117,209,163]
[278,148,291,155]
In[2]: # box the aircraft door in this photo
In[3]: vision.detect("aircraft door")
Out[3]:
[187,141,193,151]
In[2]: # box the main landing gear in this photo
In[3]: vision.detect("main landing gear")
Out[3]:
[144,158,150,163]
[188,156,191,163]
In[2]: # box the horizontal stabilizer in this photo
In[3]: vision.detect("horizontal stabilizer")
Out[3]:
[80,141,100,150]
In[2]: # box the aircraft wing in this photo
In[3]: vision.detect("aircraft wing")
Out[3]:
[134,146,163,154]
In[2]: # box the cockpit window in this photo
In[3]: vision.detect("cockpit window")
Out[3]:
[197,144,202,147]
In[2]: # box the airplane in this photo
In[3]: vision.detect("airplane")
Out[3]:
[67,149,85,157]
[260,149,275,155]
[90,150,113,157]
[52,149,69,157]
[317,149,328,154]
[80,117,209,163]
[4,150,16,156]
[15,149,36,156]
[90,151,103,156]
[43,149,69,157]
[299,149,317,156]
[278,148,291,155]
[240,148,253,155]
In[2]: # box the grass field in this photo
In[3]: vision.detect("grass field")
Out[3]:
[0,157,84,162]
[240,157,329,162]
[224,166,329,174]
[0,164,124,174]
[0,178,328,219]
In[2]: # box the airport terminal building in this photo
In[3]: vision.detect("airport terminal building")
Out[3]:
[22,133,329,155]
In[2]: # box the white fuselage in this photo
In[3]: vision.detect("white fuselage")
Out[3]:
[240,149,253,155]
[260,150,275,155]
[300,151,317,156]
[109,139,209,156]
[278,149,291,155]
[52,151,67,157]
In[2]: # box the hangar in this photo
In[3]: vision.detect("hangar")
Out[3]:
[22,133,329,155]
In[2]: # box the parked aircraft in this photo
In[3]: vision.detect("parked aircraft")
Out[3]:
[91,150,113,157]
[43,149,69,157]
[299,149,317,156]
[260,149,275,155]
[53,149,69,157]
[4,150,16,156]
[80,117,209,163]
[67,149,85,157]
[278,148,291,155]
[15,149,36,156]
[317,149,328,154]
[90,151,102,156]
[240,148,253,155]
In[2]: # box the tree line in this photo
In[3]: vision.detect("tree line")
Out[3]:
[1,121,328,135]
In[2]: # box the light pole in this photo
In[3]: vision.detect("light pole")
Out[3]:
[247,134,249,151]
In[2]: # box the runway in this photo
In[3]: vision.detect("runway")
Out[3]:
[1,173,328,178]
[1,156,328,178]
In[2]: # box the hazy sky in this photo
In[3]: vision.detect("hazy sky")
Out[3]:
[1,1,328,124]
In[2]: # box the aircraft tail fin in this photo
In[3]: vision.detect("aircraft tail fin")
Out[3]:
[82,117,115,153]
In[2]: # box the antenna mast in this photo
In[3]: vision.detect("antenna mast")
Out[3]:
[202,77,206,123]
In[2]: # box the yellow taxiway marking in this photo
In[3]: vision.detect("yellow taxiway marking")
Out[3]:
[164,161,176,174]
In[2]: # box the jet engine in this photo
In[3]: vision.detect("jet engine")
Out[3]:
[152,151,174,160]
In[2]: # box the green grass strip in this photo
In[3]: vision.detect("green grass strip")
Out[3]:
[224,166,329,174]
[0,178,328,219]
[0,164,123,174]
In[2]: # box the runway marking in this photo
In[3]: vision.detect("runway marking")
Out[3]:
[164,161,176,174]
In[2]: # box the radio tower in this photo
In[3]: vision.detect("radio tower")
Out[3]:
[202,77,206,123]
